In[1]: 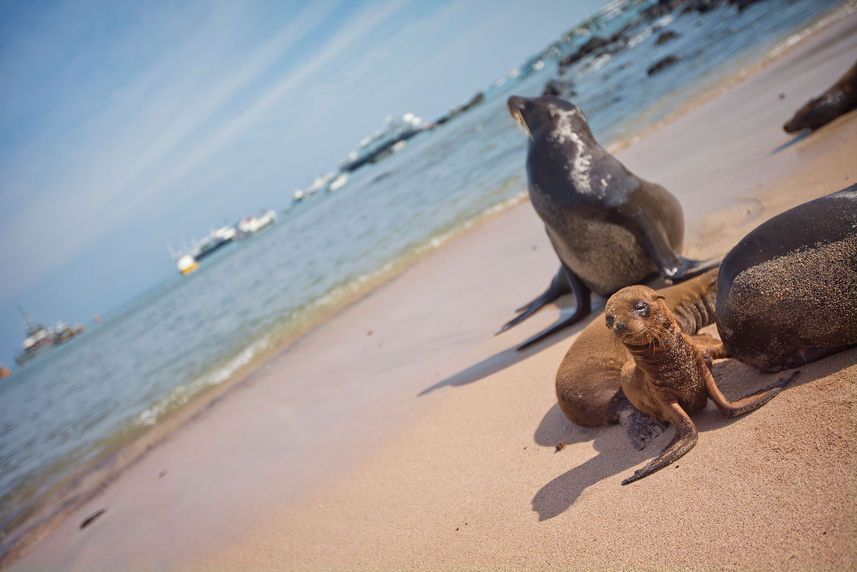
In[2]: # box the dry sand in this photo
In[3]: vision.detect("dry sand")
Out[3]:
[12,10,857,571]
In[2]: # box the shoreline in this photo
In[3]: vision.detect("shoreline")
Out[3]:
[7,8,857,569]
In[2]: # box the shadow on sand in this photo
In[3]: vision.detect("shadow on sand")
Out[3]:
[771,129,810,154]
[418,311,596,397]
[530,355,832,521]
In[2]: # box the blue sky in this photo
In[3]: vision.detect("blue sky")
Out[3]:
[0,0,608,364]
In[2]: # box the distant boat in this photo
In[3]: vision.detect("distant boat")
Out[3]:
[306,173,335,196]
[177,254,199,275]
[0,364,10,379]
[171,225,237,275]
[340,112,423,172]
[237,210,277,235]
[328,173,348,192]
[14,307,83,367]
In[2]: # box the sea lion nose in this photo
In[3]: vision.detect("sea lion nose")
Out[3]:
[507,95,526,114]
[615,320,626,332]
[605,315,614,329]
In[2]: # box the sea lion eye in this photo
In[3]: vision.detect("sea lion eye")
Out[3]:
[632,301,649,316]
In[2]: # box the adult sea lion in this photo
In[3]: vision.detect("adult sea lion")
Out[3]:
[716,185,857,372]
[555,268,719,451]
[605,285,793,485]
[500,96,714,350]
[783,59,857,133]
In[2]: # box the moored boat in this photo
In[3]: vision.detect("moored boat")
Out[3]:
[14,308,83,366]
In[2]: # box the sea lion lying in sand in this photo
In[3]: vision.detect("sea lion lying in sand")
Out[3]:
[783,59,857,133]
[716,185,857,372]
[555,268,719,449]
[604,285,794,484]
[499,95,714,350]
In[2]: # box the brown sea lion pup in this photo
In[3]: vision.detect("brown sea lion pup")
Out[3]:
[783,59,857,133]
[604,285,793,485]
[555,268,719,449]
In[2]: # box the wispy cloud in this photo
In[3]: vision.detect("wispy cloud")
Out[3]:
[0,0,408,300]
[125,0,408,212]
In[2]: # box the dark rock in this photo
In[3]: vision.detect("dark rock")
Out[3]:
[647,54,681,75]
[681,0,721,14]
[729,0,766,10]
[654,30,681,46]
[559,35,610,68]
[542,78,577,98]
[642,0,686,20]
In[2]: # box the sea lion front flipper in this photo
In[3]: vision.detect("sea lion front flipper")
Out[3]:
[621,401,698,485]
[496,267,571,335]
[514,269,591,351]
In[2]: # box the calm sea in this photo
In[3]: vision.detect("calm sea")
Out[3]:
[0,0,848,555]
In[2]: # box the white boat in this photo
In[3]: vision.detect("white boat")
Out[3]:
[177,254,199,275]
[307,173,334,195]
[340,112,423,172]
[238,210,277,234]
[171,225,236,275]
[328,173,348,191]
[14,308,83,366]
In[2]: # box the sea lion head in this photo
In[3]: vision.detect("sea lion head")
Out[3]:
[604,285,669,347]
[507,95,591,140]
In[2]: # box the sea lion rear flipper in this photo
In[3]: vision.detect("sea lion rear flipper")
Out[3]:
[666,256,721,283]
[622,401,698,485]
[515,270,591,351]
[704,367,793,417]
[629,212,720,282]
[496,267,571,335]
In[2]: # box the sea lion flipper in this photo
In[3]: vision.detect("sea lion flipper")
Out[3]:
[496,267,571,335]
[514,270,591,351]
[627,211,720,282]
[783,59,857,133]
[621,401,698,485]
[703,366,791,418]
[667,256,721,283]
[689,334,727,364]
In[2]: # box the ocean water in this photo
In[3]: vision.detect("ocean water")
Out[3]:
[0,0,849,555]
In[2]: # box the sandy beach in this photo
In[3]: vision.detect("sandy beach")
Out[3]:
[11,9,857,570]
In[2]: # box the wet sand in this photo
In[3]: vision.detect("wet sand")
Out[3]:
[12,10,857,570]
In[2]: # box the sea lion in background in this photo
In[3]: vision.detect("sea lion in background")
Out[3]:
[716,185,857,372]
[605,285,793,485]
[500,96,714,350]
[783,59,857,133]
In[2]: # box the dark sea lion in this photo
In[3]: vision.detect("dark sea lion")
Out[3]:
[716,186,857,372]
[784,59,857,133]
[555,268,719,434]
[605,285,792,485]
[500,95,714,349]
